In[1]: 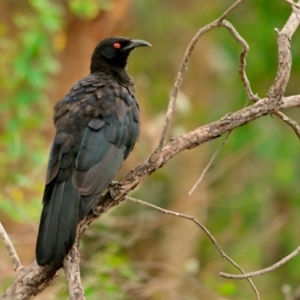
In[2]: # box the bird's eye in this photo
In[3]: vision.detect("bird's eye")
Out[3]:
[113,42,121,49]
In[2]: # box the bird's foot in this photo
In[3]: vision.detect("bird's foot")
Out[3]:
[108,181,120,200]
[92,182,120,216]
[92,205,101,216]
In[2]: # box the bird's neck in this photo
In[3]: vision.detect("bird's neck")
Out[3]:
[90,62,132,85]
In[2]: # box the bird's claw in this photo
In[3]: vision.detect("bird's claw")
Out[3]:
[92,205,101,216]
[110,180,119,187]
[108,181,119,200]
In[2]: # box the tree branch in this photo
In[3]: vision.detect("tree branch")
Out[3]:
[156,0,246,152]
[188,132,230,196]
[2,93,300,300]
[126,196,260,300]
[64,241,85,300]
[0,222,21,272]
[286,0,300,10]
[221,20,259,103]
[274,111,300,139]
[220,245,300,279]
[2,0,300,299]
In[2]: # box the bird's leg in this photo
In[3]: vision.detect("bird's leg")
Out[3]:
[91,181,120,216]
[92,206,101,216]
[108,181,120,200]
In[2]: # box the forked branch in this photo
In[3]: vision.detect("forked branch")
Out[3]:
[2,0,300,299]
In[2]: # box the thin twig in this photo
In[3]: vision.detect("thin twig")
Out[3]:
[286,0,300,9]
[156,0,246,152]
[218,0,247,22]
[220,245,300,279]
[188,18,260,196]
[221,21,260,103]
[218,4,300,282]
[274,111,300,139]
[0,221,21,271]
[188,132,231,196]
[126,196,260,300]
[3,1,300,298]
[221,21,300,144]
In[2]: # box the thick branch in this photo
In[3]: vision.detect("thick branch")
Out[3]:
[2,1,300,298]
[267,4,299,103]
[2,93,300,300]
[92,95,300,211]
[2,262,57,300]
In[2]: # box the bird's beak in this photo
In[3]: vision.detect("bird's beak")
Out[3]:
[122,39,152,51]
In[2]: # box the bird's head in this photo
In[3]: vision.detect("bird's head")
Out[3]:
[90,36,151,72]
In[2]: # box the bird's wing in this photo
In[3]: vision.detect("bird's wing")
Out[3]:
[37,76,140,265]
[72,80,140,217]
[37,79,99,266]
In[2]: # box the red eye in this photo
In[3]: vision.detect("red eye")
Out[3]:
[113,42,121,49]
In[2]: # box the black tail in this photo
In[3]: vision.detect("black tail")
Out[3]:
[36,178,80,267]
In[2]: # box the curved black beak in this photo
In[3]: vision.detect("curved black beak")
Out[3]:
[122,39,152,51]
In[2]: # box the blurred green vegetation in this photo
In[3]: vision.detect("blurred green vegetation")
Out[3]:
[1,0,300,299]
[0,0,61,221]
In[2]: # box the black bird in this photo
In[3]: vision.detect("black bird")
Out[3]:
[36,36,151,267]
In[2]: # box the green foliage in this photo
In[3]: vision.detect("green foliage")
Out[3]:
[2,0,300,299]
[68,0,113,19]
[0,0,64,222]
[56,239,142,299]
[219,282,237,296]
[82,243,139,300]
[129,1,300,299]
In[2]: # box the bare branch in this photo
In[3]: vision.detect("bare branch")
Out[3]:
[2,93,300,300]
[263,2,300,140]
[1,262,57,300]
[286,0,300,10]
[156,0,247,152]
[223,9,300,141]
[220,245,300,279]
[0,222,22,271]
[274,111,300,139]
[187,19,259,196]
[2,1,300,298]
[221,21,260,103]
[64,242,85,300]
[267,2,300,104]
[126,196,260,300]
[90,96,300,222]
[188,132,230,196]
[218,0,247,22]
[281,95,300,109]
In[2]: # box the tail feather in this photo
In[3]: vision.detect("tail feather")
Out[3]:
[36,178,80,267]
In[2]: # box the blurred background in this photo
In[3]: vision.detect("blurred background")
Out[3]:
[1,0,300,299]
